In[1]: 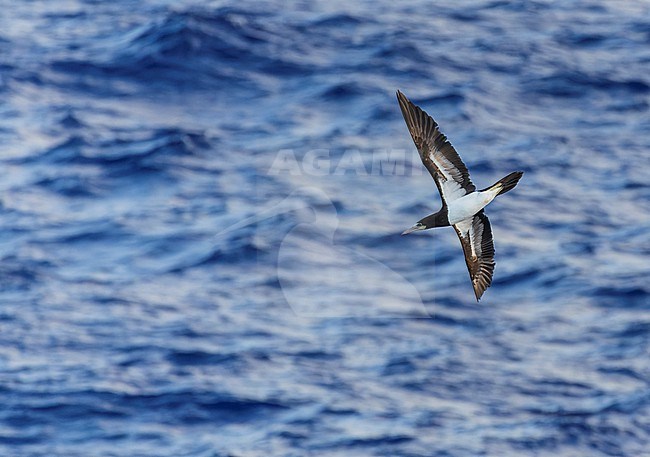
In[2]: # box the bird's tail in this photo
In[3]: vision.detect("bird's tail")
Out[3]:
[484,171,524,196]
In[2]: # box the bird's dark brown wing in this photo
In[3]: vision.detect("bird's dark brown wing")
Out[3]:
[397,90,476,207]
[453,211,495,301]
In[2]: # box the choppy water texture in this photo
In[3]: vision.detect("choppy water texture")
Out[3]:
[1,0,649,456]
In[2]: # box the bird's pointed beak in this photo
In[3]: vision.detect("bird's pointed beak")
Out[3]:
[401,224,425,236]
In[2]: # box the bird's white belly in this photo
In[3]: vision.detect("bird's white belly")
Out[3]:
[447,190,498,225]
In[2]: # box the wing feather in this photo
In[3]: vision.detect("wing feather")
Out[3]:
[453,211,495,301]
[397,90,475,206]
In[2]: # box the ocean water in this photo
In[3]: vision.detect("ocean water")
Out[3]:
[1,0,649,456]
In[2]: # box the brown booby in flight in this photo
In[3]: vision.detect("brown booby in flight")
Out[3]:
[397,90,523,301]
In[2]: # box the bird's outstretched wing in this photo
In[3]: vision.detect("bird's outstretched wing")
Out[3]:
[397,90,475,207]
[453,211,495,301]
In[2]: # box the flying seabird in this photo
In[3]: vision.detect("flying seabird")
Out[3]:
[397,90,523,301]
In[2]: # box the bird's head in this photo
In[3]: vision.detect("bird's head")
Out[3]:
[402,211,448,235]
[401,220,427,235]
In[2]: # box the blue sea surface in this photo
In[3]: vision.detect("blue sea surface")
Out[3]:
[1,0,649,456]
